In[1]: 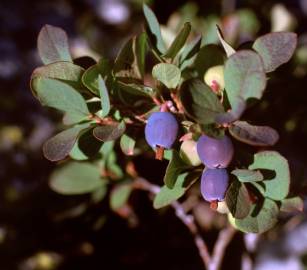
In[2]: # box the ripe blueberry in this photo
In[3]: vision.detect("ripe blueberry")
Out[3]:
[196,135,234,169]
[145,112,178,160]
[200,168,229,202]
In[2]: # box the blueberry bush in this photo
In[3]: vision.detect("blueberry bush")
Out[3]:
[29,3,303,269]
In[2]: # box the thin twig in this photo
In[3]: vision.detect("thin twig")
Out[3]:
[133,177,236,270]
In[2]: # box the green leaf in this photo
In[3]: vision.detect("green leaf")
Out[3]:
[224,50,266,107]
[229,121,279,146]
[215,97,246,124]
[253,32,297,72]
[163,150,190,188]
[113,34,147,80]
[233,198,279,233]
[179,79,225,126]
[154,173,188,209]
[216,25,236,57]
[93,122,126,142]
[69,128,103,160]
[143,4,166,54]
[280,197,304,213]
[116,81,155,98]
[179,35,202,70]
[164,22,191,60]
[194,44,225,78]
[110,183,133,210]
[43,124,90,161]
[226,181,251,219]
[49,162,105,195]
[82,59,111,95]
[32,77,89,123]
[248,151,290,200]
[31,62,84,95]
[231,169,264,183]
[97,75,111,118]
[120,134,136,156]
[37,24,72,64]
[152,63,181,89]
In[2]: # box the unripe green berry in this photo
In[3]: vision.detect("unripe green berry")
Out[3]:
[203,65,225,93]
[180,139,202,166]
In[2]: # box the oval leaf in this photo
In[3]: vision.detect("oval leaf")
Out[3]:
[224,50,266,107]
[120,134,136,156]
[110,183,133,211]
[50,162,104,195]
[233,198,279,233]
[215,97,246,124]
[32,77,89,123]
[253,32,297,72]
[43,124,90,162]
[37,25,72,64]
[93,122,126,142]
[152,63,181,89]
[248,151,290,200]
[98,75,111,118]
[229,121,279,146]
[180,79,225,126]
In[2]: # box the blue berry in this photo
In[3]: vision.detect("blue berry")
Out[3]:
[145,112,178,150]
[200,168,229,202]
[196,135,234,169]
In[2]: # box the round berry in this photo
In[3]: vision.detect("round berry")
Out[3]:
[196,135,234,169]
[200,168,229,202]
[145,112,178,150]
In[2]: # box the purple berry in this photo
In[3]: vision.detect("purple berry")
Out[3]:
[200,168,229,202]
[196,135,234,169]
[145,112,178,150]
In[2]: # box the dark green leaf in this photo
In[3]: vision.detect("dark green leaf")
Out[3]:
[229,121,279,146]
[152,63,181,89]
[248,151,290,200]
[280,197,304,212]
[216,25,236,57]
[232,169,263,183]
[180,79,225,126]
[226,181,251,219]
[82,59,111,95]
[215,97,246,124]
[93,122,126,142]
[194,44,225,78]
[37,24,72,64]
[232,198,279,233]
[49,162,105,195]
[164,22,191,60]
[179,35,202,70]
[253,32,297,72]
[143,4,166,54]
[43,124,90,161]
[164,150,190,188]
[32,77,90,123]
[224,50,266,107]
[110,183,133,210]
[98,75,111,118]
[116,81,155,98]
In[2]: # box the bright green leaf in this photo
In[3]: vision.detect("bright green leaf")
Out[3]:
[49,162,105,195]
[110,183,133,210]
[37,24,72,64]
[152,63,181,89]
[120,134,136,156]
[224,50,266,107]
[248,151,290,200]
[232,169,264,183]
[280,197,304,212]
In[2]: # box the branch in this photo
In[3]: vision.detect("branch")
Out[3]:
[133,177,236,270]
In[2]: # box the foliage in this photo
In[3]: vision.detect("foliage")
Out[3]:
[29,4,300,235]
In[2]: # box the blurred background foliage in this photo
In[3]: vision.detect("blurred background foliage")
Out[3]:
[1,0,307,269]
